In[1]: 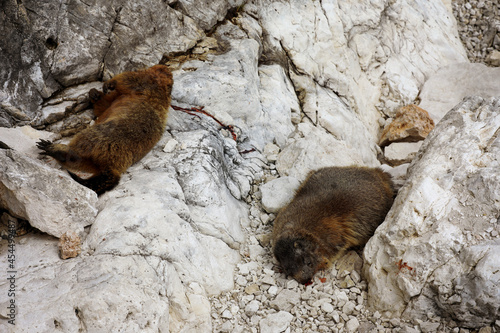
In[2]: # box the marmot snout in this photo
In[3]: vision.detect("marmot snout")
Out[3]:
[272,166,395,284]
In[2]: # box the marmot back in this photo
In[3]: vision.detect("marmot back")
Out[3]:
[37,64,173,194]
[272,166,394,284]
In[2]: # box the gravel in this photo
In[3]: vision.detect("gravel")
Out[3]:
[452,0,500,65]
[209,2,499,332]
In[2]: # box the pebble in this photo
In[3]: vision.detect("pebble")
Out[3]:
[321,302,334,313]
[245,300,260,316]
[259,311,293,333]
[345,317,360,333]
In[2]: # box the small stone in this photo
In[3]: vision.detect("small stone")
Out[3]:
[261,274,275,285]
[335,251,363,277]
[379,104,435,147]
[245,300,260,316]
[259,311,293,333]
[58,231,82,259]
[478,327,493,333]
[419,321,441,333]
[221,309,233,319]
[321,302,334,313]
[486,50,500,67]
[260,177,301,213]
[270,289,300,312]
[286,279,299,289]
[342,301,356,315]
[245,284,260,295]
[339,276,355,289]
[345,317,360,333]
[218,321,233,333]
[331,310,340,323]
[268,285,278,295]
[236,275,247,286]
[162,139,178,153]
[384,141,423,166]
[248,244,266,260]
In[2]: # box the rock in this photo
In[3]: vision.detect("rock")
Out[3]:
[270,289,300,312]
[381,163,410,191]
[364,97,500,328]
[321,302,334,313]
[260,176,301,214]
[276,123,378,182]
[58,231,82,259]
[485,50,500,67]
[245,284,260,295]
[419,63,500,123]
[379,105,435,147]
[384,141,423,166]
[335,251,364,278]
[0,125,57,159]
[0,148,98,238]
[345,317,360,333]
[342,301,356,315]
[420,321,441,333]
[245,300,260,316]
[259,311,293,333]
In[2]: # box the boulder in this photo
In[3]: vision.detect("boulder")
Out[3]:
[419,63,500,123]
[0,148,98,238]
[364,96,500,328]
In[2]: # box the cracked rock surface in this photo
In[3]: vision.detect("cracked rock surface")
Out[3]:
[1,0,500,332]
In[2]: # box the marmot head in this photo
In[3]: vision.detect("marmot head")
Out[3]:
[273,234,327,284]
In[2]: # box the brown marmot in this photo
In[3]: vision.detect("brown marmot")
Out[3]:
[272,166,394,284]
[37,64,173,195]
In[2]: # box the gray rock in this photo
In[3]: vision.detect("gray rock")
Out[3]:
[364,97,500,328]
[260,176,301,214]
[259,311,293,333]
[419,63,500,123]
[384,141,423,166]
[345,317,360,333]
[245,300,260,316]
[270,289,300,312]
[0,149,98,238]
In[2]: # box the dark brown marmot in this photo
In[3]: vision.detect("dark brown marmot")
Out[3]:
[37,64,173,194]
[272,166,394,284]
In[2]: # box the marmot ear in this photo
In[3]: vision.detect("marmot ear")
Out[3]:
[152,64,172,77]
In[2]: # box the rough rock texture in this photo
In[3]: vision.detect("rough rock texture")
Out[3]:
[379,105,435,147]
[419,63,500,123]
[0,0,489,332]
[58,231,82,259]
[0,148,98,238]
[364,97,500,328]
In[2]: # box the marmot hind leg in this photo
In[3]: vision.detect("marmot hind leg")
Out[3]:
[68,170,121,195]
[37,139,99,174]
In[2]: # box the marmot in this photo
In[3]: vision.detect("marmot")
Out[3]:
[37,64,173,195]
[272,166,394,284]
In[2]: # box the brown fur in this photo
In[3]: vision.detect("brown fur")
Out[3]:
[272,166,394,284]
[37,64,173,194]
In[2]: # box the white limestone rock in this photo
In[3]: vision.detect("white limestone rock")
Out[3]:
[276,123,378,181]
[384,141,423,166]
[256,0,467,132]
[260,176,301,214]
[0,148,97,238]
[259,311,294,333]
[0,126,57,159]
[364,97,500,328]
[419,63,500,123]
